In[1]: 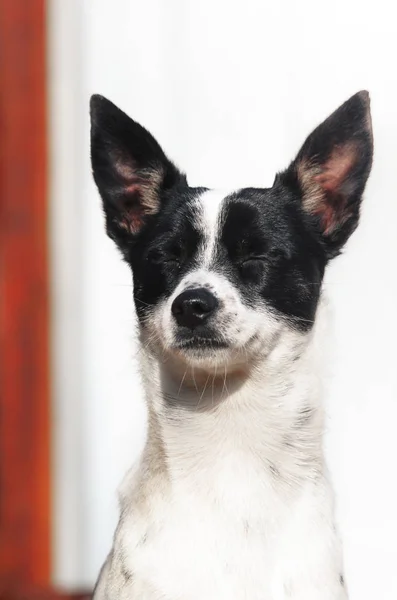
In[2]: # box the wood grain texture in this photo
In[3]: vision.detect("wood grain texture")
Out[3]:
[0,589,91,600]
[0,0,50,589]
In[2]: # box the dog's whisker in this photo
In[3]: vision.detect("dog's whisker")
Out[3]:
[177,368,188,399]
[200,373,211,401]
[191,366,200,397]
[195,373,211,411]
[135,298,154,308]
[211,365,218,410]
[221,364,230,399]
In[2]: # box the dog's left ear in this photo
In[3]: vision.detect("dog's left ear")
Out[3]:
[278,91,373,257]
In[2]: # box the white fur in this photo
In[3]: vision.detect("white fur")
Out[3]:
[195,188,228,265]
[94,190,348,600]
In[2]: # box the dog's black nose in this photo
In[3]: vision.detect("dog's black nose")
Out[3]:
[171,288,219,329]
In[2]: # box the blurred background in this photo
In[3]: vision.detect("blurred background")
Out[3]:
[1,0,396,598]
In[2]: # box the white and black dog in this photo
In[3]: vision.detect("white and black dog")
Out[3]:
[90,91,373,600]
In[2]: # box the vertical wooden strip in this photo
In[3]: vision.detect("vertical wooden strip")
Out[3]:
[0,0,50,589]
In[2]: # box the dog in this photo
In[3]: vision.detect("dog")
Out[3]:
[90,91,373,600]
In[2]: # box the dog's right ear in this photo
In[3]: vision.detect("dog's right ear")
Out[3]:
[90,95,186,255]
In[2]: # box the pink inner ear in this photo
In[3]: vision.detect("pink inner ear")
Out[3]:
[113,156,163,234]
[314,144,357,194]
[311,143,357,235]
[114,157,137,181]
[114,160,146,233]
[121,206,145,234]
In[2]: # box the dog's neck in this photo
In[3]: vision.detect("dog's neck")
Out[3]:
[138,303,329,494]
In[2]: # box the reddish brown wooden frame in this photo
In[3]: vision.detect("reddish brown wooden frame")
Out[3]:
[0,3,91,597]
[0,0,50,592]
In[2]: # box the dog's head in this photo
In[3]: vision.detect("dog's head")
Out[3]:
[90,92,373,370]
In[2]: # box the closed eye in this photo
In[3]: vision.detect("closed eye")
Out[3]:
[241,249,285,265]
[165,244,184,262]
[242,255,268,263]
[147,243,184,265]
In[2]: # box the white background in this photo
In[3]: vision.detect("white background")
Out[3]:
[48,1,397,597]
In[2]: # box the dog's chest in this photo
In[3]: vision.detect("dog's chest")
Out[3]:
[120,450,286,600]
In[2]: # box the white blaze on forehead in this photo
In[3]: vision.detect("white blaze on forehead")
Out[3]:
[193,189,232,267]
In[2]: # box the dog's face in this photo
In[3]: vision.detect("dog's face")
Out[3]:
[90,92,373,368]
[121,186,326,368]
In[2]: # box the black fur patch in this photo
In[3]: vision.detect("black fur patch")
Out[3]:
[217,189,325,330]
